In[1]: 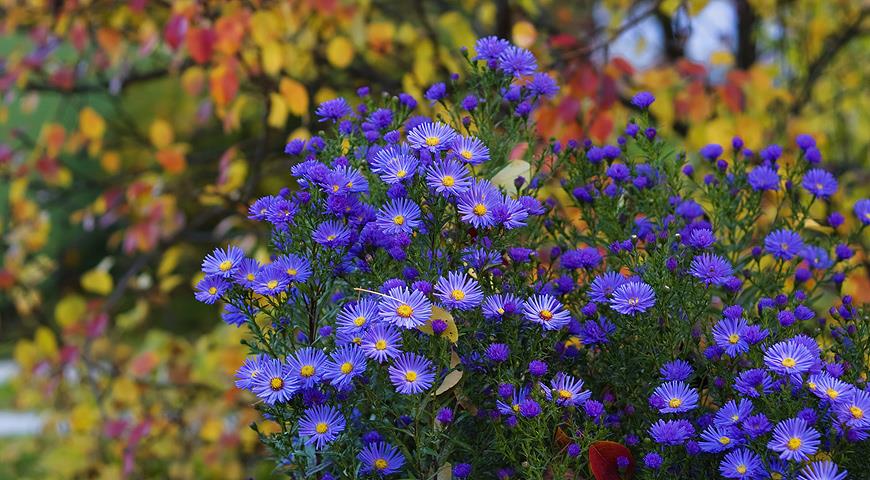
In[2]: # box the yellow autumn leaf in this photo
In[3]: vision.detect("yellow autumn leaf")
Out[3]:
[261,41,283,76]
[34,326,59,360]
[81,268,114,296]
[710,50,734,66]
[280,78,309,116]
[70,403,100,433]
[511,20,537,48]
[418,306,459,343]
[157,245,183,277]
[116,299,149,331]
[79,107,105,140]
[491,160,531,196]
[100,151,120,174]
[200,417,223,442]
[435,351,463,395]
[55,294,88,328]
[268,93,288,128]
[326,36,354,68]
[149,119,174,149]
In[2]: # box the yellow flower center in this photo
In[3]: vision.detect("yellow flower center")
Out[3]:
[826,388,839,400]
[353,337,362,345]
[719,436,730,445]
[442,175,455,187]
[451,289,465,301]
[269,377,284,391]
[393,215,405,225]
[425,136,440,147]
[340,362,354,374]
[628,297,639,306]
[807,381,817,390]
[786,437,801,450]
[736,465,747,474]
[286,268,297,276]
[460,149,473,159]
[246,273,255,281]
[332,185,340,192]
[315,422,328,434]
[558,389,573,400]
[396,304,413,318]
[473,203,487,216]
[512,404,520,412]
[300,365,315,377]
[353,316,366,327]
[728,333,740,344]
[374,458,389,470]
[780,242,789,251]
[327,234,337,241]
[405,371,417,382]
[815,183,823,191]
[781,357,796,368]
[266,280,278,290]
[850,406,864,419]
[208,287,217,295]
[539,309,553,321]
[346,181,353,188]
[497,307,505,314]
[668,398,682,409]
[375,340,387,350]
[396,169,407,178]
[219,260,233,271]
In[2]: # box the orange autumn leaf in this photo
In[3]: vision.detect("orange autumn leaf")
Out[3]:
[186,27,216,64]
[156,148,187,174]
[210,61,240,109]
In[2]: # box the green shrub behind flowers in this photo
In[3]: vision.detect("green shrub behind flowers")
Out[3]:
[196,37,870,479]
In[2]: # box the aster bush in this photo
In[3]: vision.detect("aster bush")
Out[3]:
[197,37,869,479]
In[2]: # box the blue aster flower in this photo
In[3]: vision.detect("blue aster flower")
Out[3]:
[435,271,484,310]
[660,360,694,381]
[497,45,537,77]
[649,419,695,445]
[194,275,230,304]
[313,220,352,248]
[542,373,591,406]
[376,198,422,235]
[265,197,298,229]
[797,461,848,480]
[378,286,432,329]
[652,381,699,413]
[712,317,750,357]
[742,413,772,439]
[452,136,490,165]
[747,165,781,191]
[388,353,435,394]
[298,405,346,449]
[457,179,500,228]
[407,122,458,152]
[202,246,245,278]
[272,254,312,284]
[630,91,655,109]
[358,442,405,476]
[715,399,754,427]
[809,373,854,404]
[699,424,740,452]
[767,417,820,461]
[690,253,734,286]
[287,347,328,388]
[493,196,529,230]
[251,358,298,405]
[337,299,378,336]
[802,168,838,199]
[523,294,572,330]
[835,388,870,429]
[854,198,870,225]
[588,271,627,303]
[527,72,559,98]
[324,345,367,389]
[801,245,833,270]
[370,144,414,174]
[579,317,616,345]
[222,302,256,327]
[378,153,419,184]
[474,36,510,61]
[426,160,471,195]
[496,386,531,416]
[234,355,268,390]
[482,293,525,321]
[764,339,815,376]
[332,165,369,193]
[719,448,763,479]
[248,195,281,221]
[361,324,403,363]
[233,258,261,288]
[764,229,804,260]
[252,264,290,296]
[316,98,352,122]
[609,281,656,315]
[734,368,775,398]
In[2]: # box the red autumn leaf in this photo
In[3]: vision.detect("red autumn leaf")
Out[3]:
[588,111,613,143]
[186,26,215,64]
[589,441,635,480]
[549,33,579,49]
[610,57,635,76]
[164,15,188,50]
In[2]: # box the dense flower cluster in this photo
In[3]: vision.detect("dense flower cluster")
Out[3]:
[197,38,869,479]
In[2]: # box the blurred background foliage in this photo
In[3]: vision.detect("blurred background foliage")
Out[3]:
[0,0,867,478]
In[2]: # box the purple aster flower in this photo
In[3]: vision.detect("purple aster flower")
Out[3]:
[699,424,739,453]
[609,281,656,315]
[389,353,435,394]
[801,245,833,270]
[232,258,261,288]
[222,303,255,327]
[284,138,305,155]
[474,36,510,61]
[452,463,471,477]
[700,144,723,160]
[715,399,754,427]
[493,196,529,229]
[747,165,781,191]
[802,169,838,199]
[424,82,446,103]
[719,448,763,479]
[606,163,630,183]
[519,398,542,418]
[631,91,655,109]
[288,347,328,389]
[579,317,616,345]
[687,228,716,249]
[461,94,478,110]
[486,343,510,363]
[316,98,352,122]
[361,324,402,363]
[378,153,419,185]
[764,229,804,260]
[676,199,705,220]
[378,286,432,329]
[767,417,820,461]
[248,195,281,221]
[252,264,290,296]
[358,442,405,476]
[407,122,458,152]
[298,405,346,449]
[336,298,378,338]
[324,345,367,389]
[528,360,548,377]
[482,293,524,320]
[798,461,848,480]
[497,46,537,77]
[854,198,870,224]
[542,373,591,406]
[764,339,815,376]
[742,413,772,439]
[435,271,483,310]
[528,72,559,97]
[272,254,312,284]
[452,136,490,165]
[652,381,699,413]
[251,358,298,405]
[649,419,695,445]
[376,198,422,235]
[660,360,694,381]
[194,275,230,304]
[426,160,471,195]
[588,271,627,303]
[712,317,750,357]
[835,388,870,428]
[643,452,663,469]
[457,179,500,228]
[809,373,853,403]
[313,220,352,248]
[561,247,602,269]
[234,355,267,390]
[523,294,572,330]
[734,369,775,398]
[496,386,530,416]
[690,253,734,286]
[202,246,245,278]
